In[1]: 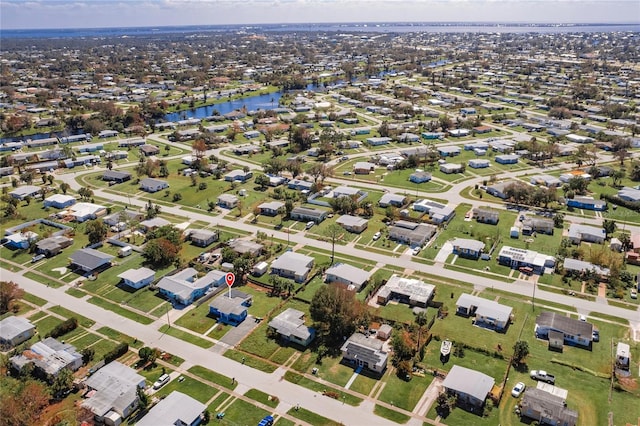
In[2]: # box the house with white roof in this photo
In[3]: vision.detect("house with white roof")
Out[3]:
[412,199,455,224]
[336,215,368,234]
[10,337,83,379]
[325,263,371,292]
[376,274,435,308]
[43,194,76,209]
[618,187,640,203]
[379,193,407,207]
[456,293,513,331]
[270,251,314,283]
[451,238,485,260]
[136,391,205,426]
[118,267,155,289]
[567,224,605,244]
[9,185,41,200]
[341,333,388,374]
[61,202,107,222]
[268,308,315,347]
[442,365,495,408]
[82,361,145,425]
[497,246,555,275]
[157,268,226,305]
[139,178,169,193]
[0,316,35,348]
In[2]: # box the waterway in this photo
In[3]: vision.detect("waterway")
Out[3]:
[163,91,284,122]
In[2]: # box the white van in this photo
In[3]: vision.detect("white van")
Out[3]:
[153,373,170,389]
[118,246,132,257]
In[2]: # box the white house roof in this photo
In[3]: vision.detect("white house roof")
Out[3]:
[377,274,435,305]
[456,293,513,323]
[0,316,34,342]
[44,193,76,205]
[157,268,225,301]
[136,391,205,426]
[325,263,371,286]
[69,248,114,270]
[336,215,368,228]
[451,238,485,253]
[568,224,605,241]
[83,361,145,417]
[271,251,314,276]
[118,267,155,283]
[268,308,313,341]
[442,365,495,402]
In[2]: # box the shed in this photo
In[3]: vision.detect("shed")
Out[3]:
[252,261,268,277]
[510,227,519,238]
[377,324,392,340]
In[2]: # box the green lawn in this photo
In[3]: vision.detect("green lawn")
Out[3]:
[87,297,155,324]
[154,375,218,404]
[244,388,280,408]
[96,326,143,348]
[286,407,342,426]
[282,371,362,406]
[157,324,214,348]
[217,398,271,425]
[187,365,238,390]
[175,302,216,334]
[224,349,278,373]
[48,305,95,328]
[22,292,47,306]
[377,373,433,412]
[374,404,411,424]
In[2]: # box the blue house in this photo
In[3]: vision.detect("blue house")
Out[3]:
[157,268,226,306]
[118,267,155,289]
[208,290,253,326]
[495,154,519,164]
[224,170,253,182]
[421,132,445,140]
[409,171,432,183]
[567,196,606,211]
[451,238,485,260]
[438,146,461,157]
[366,137,391,146]
[4,231,38,249]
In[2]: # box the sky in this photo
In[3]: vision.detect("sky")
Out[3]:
[1,0,639,30]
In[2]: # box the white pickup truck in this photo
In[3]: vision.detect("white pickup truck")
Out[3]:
[530,370,555,384]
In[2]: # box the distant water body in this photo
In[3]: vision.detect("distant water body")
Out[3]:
[2,22,639,39]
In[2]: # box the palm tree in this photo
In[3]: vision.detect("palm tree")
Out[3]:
[415,311,428,353]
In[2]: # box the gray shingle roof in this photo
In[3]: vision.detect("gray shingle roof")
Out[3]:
[136,391,205,426]
[69,248,114,271]
[442,365,495,402]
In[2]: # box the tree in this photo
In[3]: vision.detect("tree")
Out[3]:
[51,368,74,398]
[415,311,428,352]
[603,219,617,240]
[611,169,625,188]
[85,219,108,244]
[0,379,50,425]
[81,348,95,364]
[512,340,530,366]
[137,386,149,410]
[0,281,24,315]
[310,285,369,345]
[254,173,270,190]
[77,187,94,201]
[143,238,180,268]
[59,182,70,194]
[324,223,344,264]
[138,346,157,366]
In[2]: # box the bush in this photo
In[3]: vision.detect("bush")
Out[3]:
[198,182,207,190]
[104,342,129,363]
[172,193,182,202]
[47,318,78,338]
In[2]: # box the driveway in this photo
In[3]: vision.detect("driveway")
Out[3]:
[434,242,453,263]
[219,315,262,347]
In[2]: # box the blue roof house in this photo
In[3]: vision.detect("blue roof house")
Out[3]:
[208,290,252,326]
[567,196,606,211]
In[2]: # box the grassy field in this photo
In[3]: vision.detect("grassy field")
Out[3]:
[187,365,238,390]
[286,407,342,426]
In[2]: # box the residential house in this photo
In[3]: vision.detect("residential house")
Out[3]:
[325,263,371,292]
[617,187,640,203]
[69,248,114,273]
[376,274,435,308]
[495,154,519,164]
[422,132,445,140]
[265,174,287,187]
[228,239,263,257]
[455,293,513,331]
[336,215,368,234]
[567,224,605,244]
[449,128,470,137]
[441,365,495,408]
[290,207,328,224]
[217,194,239,209]
[59,202,107,223]
[438,146,461,157]
[473,125,493,134]
[43,194,76,209]
[519,388,578,426]
[473,207,499,225]
[397,132,420,143]
[0,317,35,349]
[535,311,593,348]
[530,174,562,188]
[187,229,218,247]
[4,231,38,249]
[103,210,143,227]
[243,130,261,139]
[82,361,146,425]
[139,144,160,156]
[118,267,156,289]
[497,246,555,275]
[258,201,285,216]
[208,290,253,326]
[287,179,314,191]
[157,268,226,305]
[562,258,610,279]
[409,171,432,183]
[341,333,388,374]
[10,337,83,378]
[388,221,437,247]
[224,170,253,182]
[413,199,455,224]
[468,159,490,168]
[139,178,169,193]
[379,193,407,208]
[332,186,360,199]
[439,163,463,174]
[233,144,260,155]
[268,308,315,347]
[103,170,132,183]
[271,251,314,283]
[136,391,206,426]
[353,162,376,174]
[139,217,171,232]
[36,235,73,256]
[567,196,606,211]
[486,181,516,199]
[9,185,41,200]
[98,130,119,138]
[451,238,485,260]
[366,137,391,146]
[523,217,554,235]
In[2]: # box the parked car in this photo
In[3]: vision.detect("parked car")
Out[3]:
[257,415,274,426]
[631,288,638,299]
[373,231,381,241]
[511,382,526,397]
[592,328,600,342]
[305,221,315,230]
[153,373,170,389]
[530,370,555,384]
[31,254,45,263]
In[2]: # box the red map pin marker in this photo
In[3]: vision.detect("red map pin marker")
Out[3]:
[225,272,235,288]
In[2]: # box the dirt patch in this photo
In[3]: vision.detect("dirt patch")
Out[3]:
[618,376,638,391]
